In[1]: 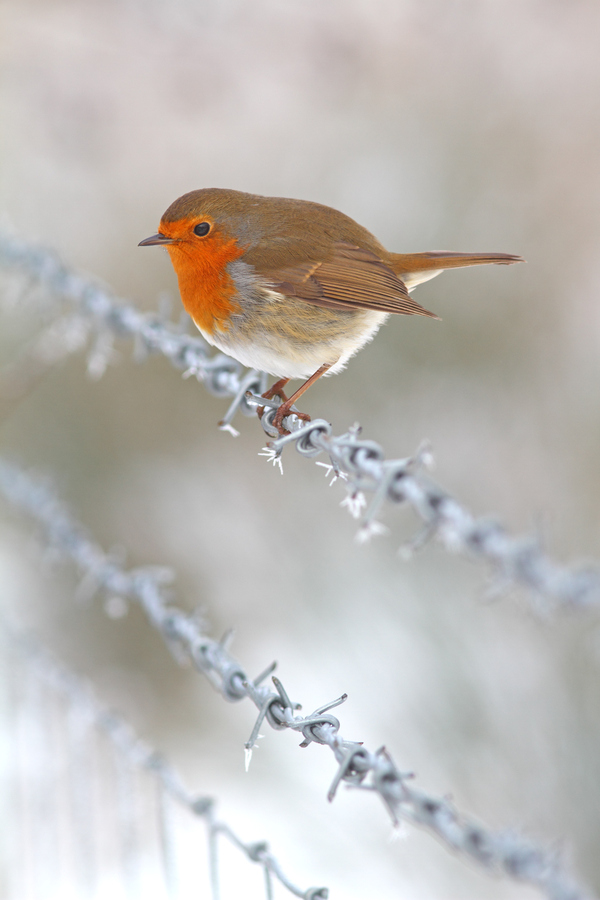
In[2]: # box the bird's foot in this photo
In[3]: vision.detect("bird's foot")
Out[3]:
[272,402,311,436]
[257,378,290,422]
[257,374,316,434]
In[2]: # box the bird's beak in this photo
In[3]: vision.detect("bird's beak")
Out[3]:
[138,233,175,247]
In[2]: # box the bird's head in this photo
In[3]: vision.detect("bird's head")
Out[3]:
[138,188,352,274]
[137,188,270,269]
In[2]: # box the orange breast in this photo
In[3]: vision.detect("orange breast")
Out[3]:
[164,221,244,335]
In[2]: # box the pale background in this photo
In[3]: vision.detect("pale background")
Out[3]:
[1,0,600,897]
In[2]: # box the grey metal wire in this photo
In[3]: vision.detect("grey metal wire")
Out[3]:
[0,230,599,612]
[0,460,593,900]
[1,619,326,900]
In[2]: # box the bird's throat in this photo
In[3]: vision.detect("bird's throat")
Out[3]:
[167,233,244,335]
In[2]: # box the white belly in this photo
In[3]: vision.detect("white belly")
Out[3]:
[196,309,388,380]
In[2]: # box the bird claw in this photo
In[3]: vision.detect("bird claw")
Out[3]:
[272,405,311,435]
[256,380,311,435]
[257,380,291,431]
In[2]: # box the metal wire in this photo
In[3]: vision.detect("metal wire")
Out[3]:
[1,619,326,900]
[0,460,592,900]
[1,230,599,612]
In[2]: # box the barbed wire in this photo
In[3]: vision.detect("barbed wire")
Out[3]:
[1,230,599,613]
[1,617,325,900]
[0,458,593,900]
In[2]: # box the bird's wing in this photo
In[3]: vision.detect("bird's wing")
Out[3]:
[263,243,439,318]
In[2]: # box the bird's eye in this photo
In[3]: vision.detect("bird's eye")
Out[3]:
[193,222,211,237]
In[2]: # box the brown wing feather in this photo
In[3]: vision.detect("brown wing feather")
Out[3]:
[266,243,439,318]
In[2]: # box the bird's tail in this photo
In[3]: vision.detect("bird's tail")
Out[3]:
[389,251,524,290]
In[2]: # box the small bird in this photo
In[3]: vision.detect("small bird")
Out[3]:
[139,189,522,432]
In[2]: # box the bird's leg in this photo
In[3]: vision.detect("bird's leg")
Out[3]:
[257,377,290,421]
[262,377,291,404]
[272,363,331,434]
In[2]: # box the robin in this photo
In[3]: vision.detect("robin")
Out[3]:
[139,188,522,433]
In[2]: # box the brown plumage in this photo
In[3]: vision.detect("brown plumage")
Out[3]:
[139,188,523,432]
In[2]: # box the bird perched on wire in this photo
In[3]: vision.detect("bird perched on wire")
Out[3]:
[140,188,522,433]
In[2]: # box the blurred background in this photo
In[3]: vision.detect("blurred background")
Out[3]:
[1,0,600,897]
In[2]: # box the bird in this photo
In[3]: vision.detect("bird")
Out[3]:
[139,188,522,433]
